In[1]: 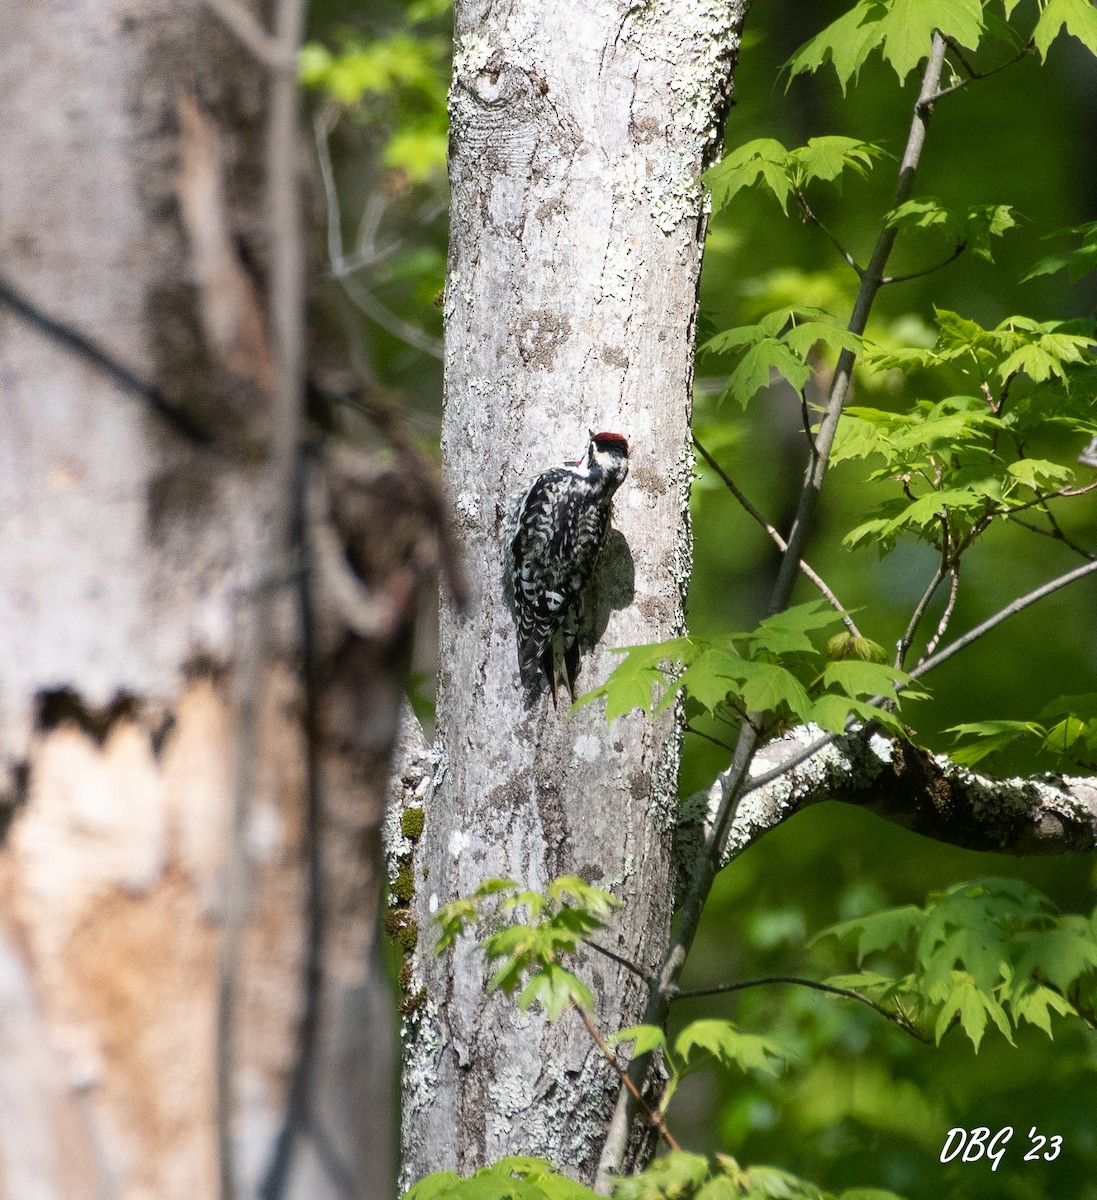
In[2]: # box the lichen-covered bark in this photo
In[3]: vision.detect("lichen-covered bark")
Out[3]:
[401,0,749,1186]
[694,726,1097,866]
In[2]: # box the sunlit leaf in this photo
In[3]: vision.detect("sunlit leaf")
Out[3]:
[613,1152,710,1200]
[675,1019,788,1077]
[607,1024,668,1056]
[786,0,984,89]
[947,720,1042,765]
[1034,0,1097,59]
[704,138,793,214]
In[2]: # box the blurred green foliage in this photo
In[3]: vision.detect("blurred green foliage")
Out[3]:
[303,1,1097,1198]
[300,0,451,425]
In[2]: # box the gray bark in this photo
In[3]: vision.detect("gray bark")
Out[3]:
[400,0,749,1187]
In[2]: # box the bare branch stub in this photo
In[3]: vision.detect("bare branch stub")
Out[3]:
[201,0,290,70]
[176,90,275,399]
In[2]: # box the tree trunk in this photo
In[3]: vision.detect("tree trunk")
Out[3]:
[400,0,748,1187]
[0,4,419,1197]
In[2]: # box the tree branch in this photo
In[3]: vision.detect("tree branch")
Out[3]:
[582,939,656,987]
[706,724,1097,868]
[931,38,1034,103]
[0,275,214,447]
[254,2,317,1194]
[201,0,290,69]
[796,193,864,277]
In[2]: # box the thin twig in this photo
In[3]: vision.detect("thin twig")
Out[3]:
[339,274,446,359]
[1033,486,1096,556]
[576,1006,680,1152]
[896,513,951,669]
[931,39,1034,103]
[896,563,946,669]
[313,99,445,360]
[940,33,982,80]
[799,389,819,462]
[670,974,931,1042]
[880,240,966,285]
[692,434,861,637]
[313,107,345,274]
[582,939,656,986]
[255,1,314,1195]
[912,557,1097,681]
[920,566,960,664]
[797,193,864,277]
[300,1105,356,1195]
[685,723,737,753]
[0,276,214,447]
[1006,512,1095,560]
[216,580,265,1200]
[259,461,325,1200]
[354,191,389,261]
[993,480,1097,525]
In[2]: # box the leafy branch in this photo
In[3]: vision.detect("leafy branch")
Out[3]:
[405,1148,910,1200]
[435,875,618,1018]
[423,869,1097,1200]
[950,693,1097,770]
[434,879,791,1156]
[730,555,1097,812]
[814,878,1097,1051]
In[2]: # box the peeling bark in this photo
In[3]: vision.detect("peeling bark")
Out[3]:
[400,0,749,1187]
[0,3,431,1198]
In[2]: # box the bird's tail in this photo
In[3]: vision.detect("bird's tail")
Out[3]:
[517,614,559,704]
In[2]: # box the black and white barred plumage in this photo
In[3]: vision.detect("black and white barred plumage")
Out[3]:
[505,430,629,704]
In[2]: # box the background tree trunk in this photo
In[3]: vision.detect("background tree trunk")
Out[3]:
[0,4,418,1197]
[400,0,749,1187]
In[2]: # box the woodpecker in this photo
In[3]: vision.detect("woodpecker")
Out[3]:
[505,429,630,704]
